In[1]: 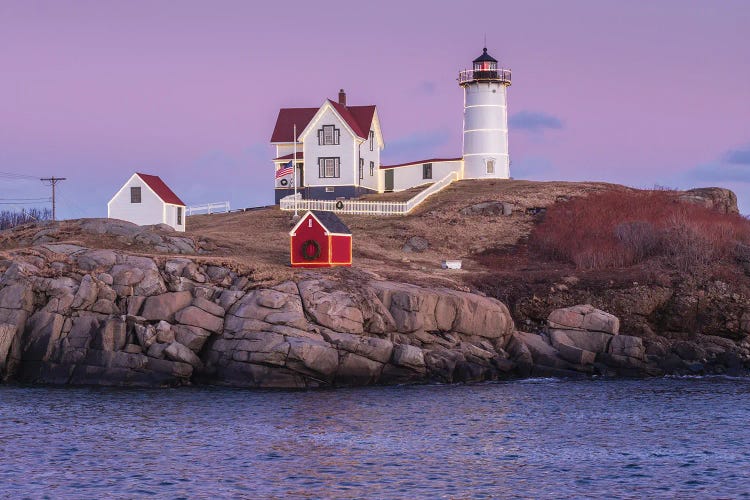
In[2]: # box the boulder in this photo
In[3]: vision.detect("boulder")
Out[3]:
[0,323,17,375]
[173,324,211,352]
[608,335,645,360]
[550,329,613,354]
[141,291,193,322]
[336,352,383,384]
[402,236,429,253]
[76,249,117,271]
[286,337,339,379]
[92,318,127,352]
[155,321,175,343]
[322,330,393,363]
[0,283,34,312]
[391,344,426,370]
[298,280,364,334]
[174,306,223,333]
[164,341,203,369]
[548,305,619,334]
[21,311,64,362]
[192,297,225,317]
[71,275,99,310]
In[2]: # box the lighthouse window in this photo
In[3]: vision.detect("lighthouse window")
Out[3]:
[359,158,364,180]
[422,163,433,180]
[318,125,340,145]
[486,159,495,174]
[370,161,374,176]
[318,157,340,178]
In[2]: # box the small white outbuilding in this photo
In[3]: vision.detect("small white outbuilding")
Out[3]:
[107,172,186,232]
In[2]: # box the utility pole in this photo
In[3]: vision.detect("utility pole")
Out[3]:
[40,177,66,221]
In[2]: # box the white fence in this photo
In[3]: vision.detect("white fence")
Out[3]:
[280,171,458,216]
[186,201,230,216]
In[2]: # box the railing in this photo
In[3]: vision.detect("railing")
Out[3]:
[458,68,512,85]
[280,171,458,216]
[405,171,459,212]
[186,201,230,216]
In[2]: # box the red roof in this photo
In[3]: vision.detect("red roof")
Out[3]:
[270,107,318,143]
[274,152,304,161]
[380,157,463,169]
[136,173,186,206]
[270,101,376,142]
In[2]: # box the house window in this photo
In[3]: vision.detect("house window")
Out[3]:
[325,187,335,193]
[359,158,364,180]
[177,206,182,225]
[486,159,495,174]
[318,125,340,145]
[130,187,141,203]
[318,157,340,178]
[423,163,433,180]
[370,161,374,176]
[369,130,374,151]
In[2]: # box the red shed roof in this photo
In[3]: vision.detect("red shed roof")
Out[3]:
[380,157,463,169]
[271,101,376,142]
[136,173,186,206]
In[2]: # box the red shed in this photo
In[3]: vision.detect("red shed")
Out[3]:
[289,211,352,267]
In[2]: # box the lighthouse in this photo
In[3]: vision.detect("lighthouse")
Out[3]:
[459,48,512,179]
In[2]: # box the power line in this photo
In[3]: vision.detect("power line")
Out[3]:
[0,197,51,201]
[0,171,39,181]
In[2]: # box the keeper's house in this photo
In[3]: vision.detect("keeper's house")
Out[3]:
[290,211,352,267]
[107,172,186,232]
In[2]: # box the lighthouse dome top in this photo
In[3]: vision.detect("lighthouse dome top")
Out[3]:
[473,47,498,64]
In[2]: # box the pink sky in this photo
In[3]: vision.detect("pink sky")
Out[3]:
[1,0,749,216]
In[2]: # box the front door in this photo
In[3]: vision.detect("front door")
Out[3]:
[297,162,304,187]
[384,169,394,192]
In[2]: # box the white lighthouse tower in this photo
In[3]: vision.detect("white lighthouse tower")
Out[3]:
[459,48,512,179]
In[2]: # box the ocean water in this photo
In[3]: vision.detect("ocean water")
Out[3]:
[1,378,749,499]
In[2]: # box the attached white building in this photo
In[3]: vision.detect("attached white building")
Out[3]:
[270,48,511,203]
[107,172,186,232]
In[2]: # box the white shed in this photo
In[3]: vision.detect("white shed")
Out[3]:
[107,172,186,232]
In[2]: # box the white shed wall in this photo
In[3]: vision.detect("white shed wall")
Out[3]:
[108,176,166,227]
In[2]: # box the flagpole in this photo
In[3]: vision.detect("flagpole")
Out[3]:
[293,123,298,217]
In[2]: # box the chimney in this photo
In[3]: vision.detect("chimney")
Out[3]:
[338,88,346,106]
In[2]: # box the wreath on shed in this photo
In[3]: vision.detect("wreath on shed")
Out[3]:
[335,200,344,210]
[301,239,322,260]
[280,178,288,186]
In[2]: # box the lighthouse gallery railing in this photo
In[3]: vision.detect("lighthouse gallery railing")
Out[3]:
[458,68,512,85]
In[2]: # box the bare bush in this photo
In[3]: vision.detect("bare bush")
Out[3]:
[0,208,52,230]
[529,190,750,272]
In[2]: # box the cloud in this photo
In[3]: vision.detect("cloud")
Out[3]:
[509,111,563,133]
[382,129,453,164]
[683,163,750,184]
[510,156,556,180]
[414,81,437,95]
[723,145,750,165]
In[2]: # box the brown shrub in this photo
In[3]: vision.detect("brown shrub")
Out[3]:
[529,190,750,272]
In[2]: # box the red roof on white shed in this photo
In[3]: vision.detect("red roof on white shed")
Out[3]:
[136,173,186,206]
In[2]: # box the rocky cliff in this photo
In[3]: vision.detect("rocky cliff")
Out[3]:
[0,243,522,387]
[2,240,746,388]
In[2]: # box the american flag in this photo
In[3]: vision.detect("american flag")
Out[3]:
[275,160,294,179]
